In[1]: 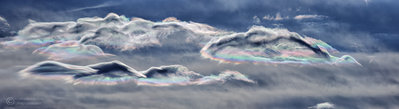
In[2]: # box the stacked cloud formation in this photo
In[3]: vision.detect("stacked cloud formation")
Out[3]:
[201,26,359,65]
[1,13,358,65]
[19,60,255,86]
[1,13,227,60]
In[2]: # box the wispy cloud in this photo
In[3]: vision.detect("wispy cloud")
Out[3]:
[0,16,11,37]
[252,16,261,24]
[69,2,120,12]
[294,15,327,20]
[263,13,289,21]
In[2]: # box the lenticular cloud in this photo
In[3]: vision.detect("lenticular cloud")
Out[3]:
[201,26,359,65]
[1,13,358,65]
[19,60,255,86]
[33,41,112,60]
[1,13,227,60]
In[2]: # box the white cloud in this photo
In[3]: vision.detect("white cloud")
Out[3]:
[33,41,113,60]
[309,102,335,109]
[69,2,120,12]
[200,26,359,65]
[2,13,227,60]
[253,16,261,24]
[294,15,327,20]
[19,60,255,86]
[0,16,9,26]
[262,14,326,21]
[263,13,289,21]
[0,16,11,36]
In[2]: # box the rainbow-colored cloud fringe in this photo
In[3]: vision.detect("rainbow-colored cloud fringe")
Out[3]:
[1,13,227,60]
[201,26,360,65]
[1,13,359,65]
[33,41,113,60]
[19,60,255,86]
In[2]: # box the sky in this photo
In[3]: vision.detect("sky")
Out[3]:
[0,0,399,109]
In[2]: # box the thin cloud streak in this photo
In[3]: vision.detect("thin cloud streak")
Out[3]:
[69,2,120,12]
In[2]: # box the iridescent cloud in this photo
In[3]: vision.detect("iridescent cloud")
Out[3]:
[1,13,227,60]
[33,41,113,60]
[2,13,225,50]
[201,26,360,65]
[1,13,358,65]
[19,60,255,86]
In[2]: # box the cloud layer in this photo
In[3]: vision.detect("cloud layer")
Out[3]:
[0,3,397,107]
[4,13,224,50]
[2,13,360,66]
[2,13,359,65]
[19,60,255,86]
[1,13,229,60]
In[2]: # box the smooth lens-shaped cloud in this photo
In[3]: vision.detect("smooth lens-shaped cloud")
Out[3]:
[1,13,358,65]
[33,41,112,60]
[1,13,227,60]
[201,26,359,65]
[2,13,224,50]
[19,60,255,86]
